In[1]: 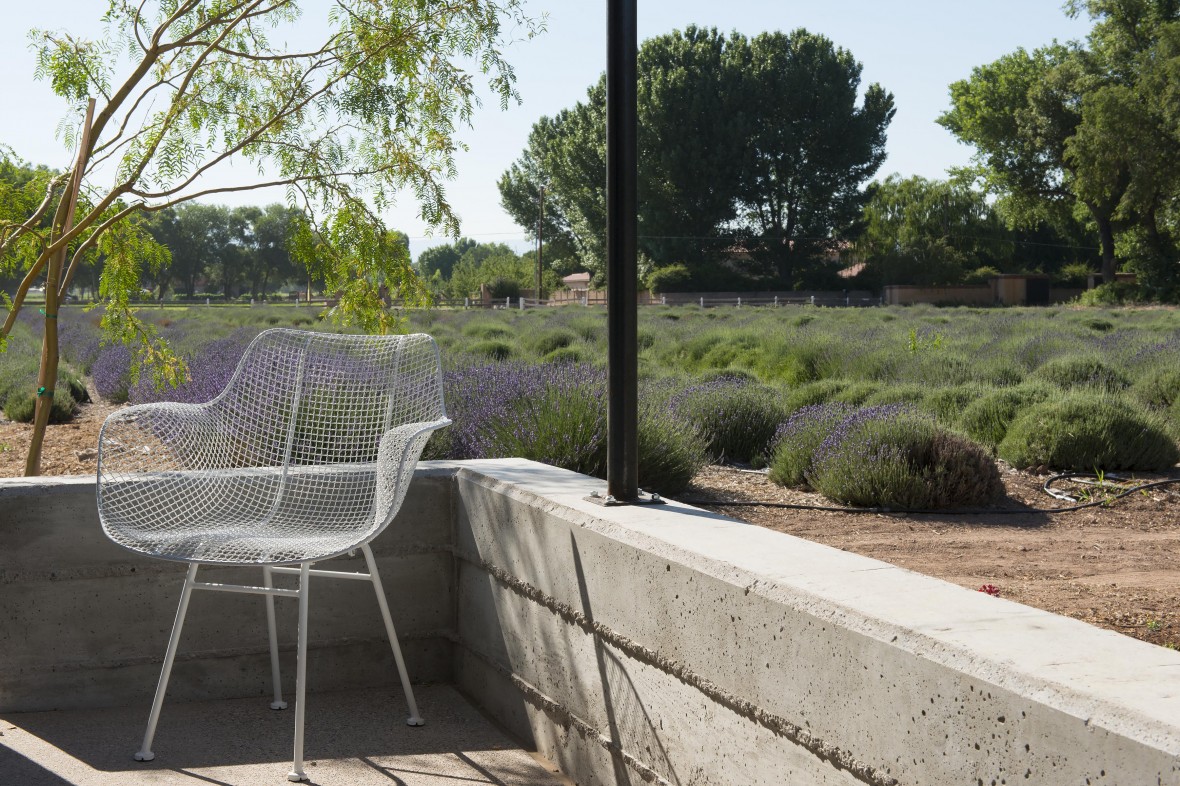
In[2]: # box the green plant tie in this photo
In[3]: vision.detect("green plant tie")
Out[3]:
[38,309,57,319]
[37,386,53,398]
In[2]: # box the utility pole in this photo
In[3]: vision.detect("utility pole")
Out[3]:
[536,185,545,304]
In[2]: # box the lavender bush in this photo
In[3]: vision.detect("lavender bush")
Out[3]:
[56,310,104,373]
[768,402,854,487]
[1132,366,1180,410]
[815,409,1003,509]
[782,379,850,414]
[527,328,577,357]
[999,394,1179,471]
[958,384,1054,450]
[637,398,708,492]
[774,404,1003,509]
[921,383,990,423]
[671,376,788,464]
[129,330,256,404]
[4,385,78,424]
[476,364,607,477]
[92,343,134,403]
[425,361,704,493]
[1031,355,1131,392]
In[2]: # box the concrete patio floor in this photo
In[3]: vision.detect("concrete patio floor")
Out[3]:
[0,685,570,786]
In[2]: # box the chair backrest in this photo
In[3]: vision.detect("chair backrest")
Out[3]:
[214,329,446,469]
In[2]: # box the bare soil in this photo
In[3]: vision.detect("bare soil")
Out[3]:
[0,398,121,477]
[678,465,1180,648]
[5,397,1180,649]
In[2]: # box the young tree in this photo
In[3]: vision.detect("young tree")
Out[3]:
[0,0,537,474]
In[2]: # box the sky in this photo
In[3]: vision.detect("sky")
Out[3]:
[0,1,1094,258]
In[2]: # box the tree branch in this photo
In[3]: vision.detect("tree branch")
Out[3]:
[0,174,68,259]
[58,201,143,298]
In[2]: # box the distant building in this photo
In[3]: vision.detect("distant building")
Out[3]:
[562,272,591,292]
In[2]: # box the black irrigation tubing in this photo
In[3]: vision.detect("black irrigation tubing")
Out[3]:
[676,472,1180,517]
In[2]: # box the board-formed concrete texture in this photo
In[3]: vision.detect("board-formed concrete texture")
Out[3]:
[3,460,1180,784]
[449,459,1180,786]
[0,469,456,711]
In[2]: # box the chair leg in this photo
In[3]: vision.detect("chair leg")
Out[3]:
[135,563,199,762]
[263,567,287,710]
[360,544,424,726]
[288,562,311,783]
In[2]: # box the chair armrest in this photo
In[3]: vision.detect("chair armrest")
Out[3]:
[373,417,452,527]
[97,402,236,477]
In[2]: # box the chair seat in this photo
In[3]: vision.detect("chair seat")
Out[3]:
[101,465,384,565]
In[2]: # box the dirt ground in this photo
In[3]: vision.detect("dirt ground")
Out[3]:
[678,465,1180,649]
[5,397,1180,649]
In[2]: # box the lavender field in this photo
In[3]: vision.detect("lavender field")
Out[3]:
[6,302,1180,503]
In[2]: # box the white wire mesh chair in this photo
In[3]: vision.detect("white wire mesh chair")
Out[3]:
[97,328,450,782]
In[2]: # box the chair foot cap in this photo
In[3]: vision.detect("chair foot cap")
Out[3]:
[406,716,425,727]
[270,700,288,710]
[134,751,155,762]
[287,770,307,782]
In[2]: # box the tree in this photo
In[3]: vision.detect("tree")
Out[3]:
[447,242,517,298]
[0,151,62,295]
[245,204,302,299]
[500,88,608,278]
[417,237,478,281]
[499,27,893,290]
[938,1,1180,292]
[635,27,748,271]
[940,46,1122,282]
[1067,0,1180,295]
[733,30,895,286]
[856,175,1012,287]
[0,0,537,474]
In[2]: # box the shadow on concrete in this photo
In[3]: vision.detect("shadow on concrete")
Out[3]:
[571,533,680,786]
[0,745,74,785]
[1,685,563,785]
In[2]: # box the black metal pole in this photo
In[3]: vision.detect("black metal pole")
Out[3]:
[606,0,638,501]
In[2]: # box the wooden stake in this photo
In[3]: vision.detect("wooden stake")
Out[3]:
[26,98,96,476]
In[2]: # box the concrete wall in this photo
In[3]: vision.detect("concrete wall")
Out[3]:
[0,469,456,712]
[4,461,1180,784]
[451,460,1180,786]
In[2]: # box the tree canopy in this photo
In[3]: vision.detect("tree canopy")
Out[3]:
[940,1,1180,293]
[852,174,1099,288]
[498,26,894,291]
[855,175,1010,287]
[416,237,556,300]
[140,202,304,300]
